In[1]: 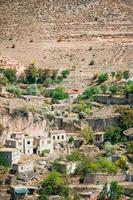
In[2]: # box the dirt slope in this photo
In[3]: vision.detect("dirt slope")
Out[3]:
[0,0,133,88]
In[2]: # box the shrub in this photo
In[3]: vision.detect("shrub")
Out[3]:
[4,68,16,83]
[27,85,37,95]
[8,85,21,97]
[81,125,94,144]
[115,71,123,81]
[116,106,133,131]
[100,84,107,94]
[125,82,133,95]
[24,63,38,84]
[109,84,118,95]
[104,142,118,156]
[0,75,8,85]
[61,69,70,78]
[123,70,129,80]
[40,170,70,198]
[111,71,116,78]
[72,100,91,114]
[83,86,101,99]
[104,126,121,144]
[52,87,68,100]
[127,142,133,154]
[116,155,128,171]
[67,149,83,161]
[98,73,108,83]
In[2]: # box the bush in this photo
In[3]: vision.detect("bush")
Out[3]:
[24,63,38,84]
[81,125,94,144]
[127,142,133,154]
[98,73,108,83]
[4,68,16,83]
[116,106,133,131]
[109,84,118,95]
[0,75,9,85]
[61,69,70,78]
[104,126,121,144]
[67,149,83,161]
[83,86,101,99]
[116,155,128,171]
[72,100,91,114]
[52,87,68,101]
[104,142,118,156]
[115,71,123,81]
[100,84,107,93]
[8,85,21,97]
[123,70,129,80]
[27,85,37,95]
[125,82,133,95]
[40,170,70,198]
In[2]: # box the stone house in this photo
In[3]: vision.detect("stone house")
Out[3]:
[0,148,20,166]
[5,138,24,154]
[93,132,105,145]
[84,173,126,185]
[50,130,67,143]
[34,136,53,155]
[54,161,78,175]
[23,136,33,155]
[6,136,33,155]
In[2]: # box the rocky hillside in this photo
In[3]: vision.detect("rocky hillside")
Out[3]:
[0,0,133,88]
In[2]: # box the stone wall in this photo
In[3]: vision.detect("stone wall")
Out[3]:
[84,173,126,184]
[94,94,133,105]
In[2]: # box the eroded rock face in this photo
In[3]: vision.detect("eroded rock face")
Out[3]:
[0,107,47,144]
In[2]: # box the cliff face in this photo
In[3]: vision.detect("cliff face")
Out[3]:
[0,106,47,144]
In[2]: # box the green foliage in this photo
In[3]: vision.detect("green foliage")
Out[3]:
[74,193,81,200]
[81,126,94,144]
[76,158,118,176]
[40,171,70,198]
[83,86,101,99]
[27,85,37,95]
[109,84,118,95]
[0,154,10,167]
[68,136,74,144]
[125,82,133,95]
[67,149,83,161]
[8,85,21,97]
[98,182,124,200]
[116,155,128,171]
[72,100,91,114]
[97,183,108,200]
[127,142,133,154]
[0,75,9,85]
[116,106,133,131]
[98,73,108,83]
[115,71,123,81]
[109,181,124,200]
[41,149,50,156]
[24,63,39,84]
[52,87,68,101]
[4,68,16,83]
[104,126,121,144]
[123,70,129,80]
[61,69,70,78]
[100,84,107,94]
[104,142,117,156]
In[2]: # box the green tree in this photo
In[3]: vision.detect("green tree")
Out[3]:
[40,171,70,199]
[83,86,101,99]
[61,69,70,78]
[104,142,117,156]
[81,126,94,144]
[116,106,133,130]
[98,73,108,83]
[125,82,133,95]
[24,63,38,84]
[104,126,121,144]
[109,84,118,95]
[74,192,81,200]
[4,68,16,83]
[52,87,68,101]
[109,181,124,200]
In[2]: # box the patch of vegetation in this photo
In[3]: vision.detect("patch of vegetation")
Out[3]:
[0,154,10,168]
[83,86,102,99]
[72,100,91,114]
[98,181,124,200]
[116,105,133,131]
[67,149,83,161]
[81,125,94,144]
[27,85,38,95]
[51,87,68,101]
[61,69,70,78]
[8,85,21,97]
[40,170,70,199]
[104,142,118,156]
[104,126,121,144]
[127,142,133,154]
[98,73,108,83]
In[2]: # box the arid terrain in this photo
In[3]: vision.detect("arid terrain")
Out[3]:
[0,0,133,87]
